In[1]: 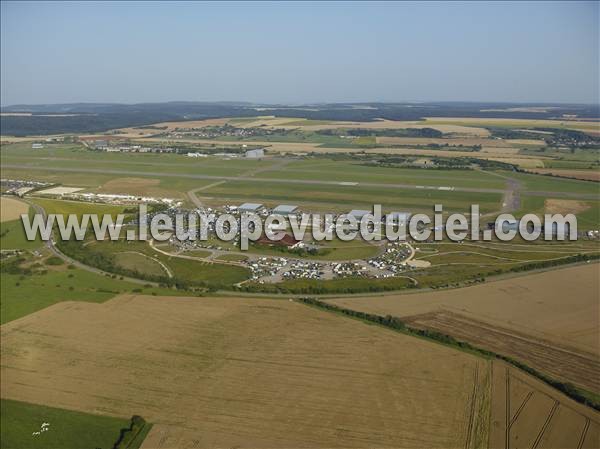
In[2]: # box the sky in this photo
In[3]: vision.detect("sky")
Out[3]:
[1,1,598,105]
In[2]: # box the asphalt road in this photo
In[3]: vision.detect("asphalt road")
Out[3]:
[24,199,158,287]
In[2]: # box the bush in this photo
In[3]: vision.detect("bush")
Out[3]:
[45,256,64,266]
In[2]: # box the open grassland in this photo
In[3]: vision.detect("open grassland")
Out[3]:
[1,196,29,223]
[513,195,600,227]
[0,248,191,325]
[504,171,599,195]
[0,212,42,250]
[256,161,507,189]
[2,294,486,448]
[1,146,275,179]
[488,361,600,449]
[197,180,503,214]
[3,141,596,209]
[29,197,128,219]
[328,263,600,392]
[77,238,250,287]
[0,399,145,449]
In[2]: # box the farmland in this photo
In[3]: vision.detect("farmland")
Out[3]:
[0,196,28,223]
[488,361,599,449]
[1,294,487,448]
[328,263,600,393]
[1,111,599,448]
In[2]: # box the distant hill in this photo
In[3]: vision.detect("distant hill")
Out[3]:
[1,101,598,136]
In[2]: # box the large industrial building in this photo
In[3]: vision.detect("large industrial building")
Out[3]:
[245,148,265,158]
[272,205,298,216]
[238,203,264,213]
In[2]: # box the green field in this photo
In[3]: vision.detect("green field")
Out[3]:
[74,238,250,287]
[0,399,150,449]
[1,259,169,324]
[0,213,42,250]
[503,171,599,195]
[196,179,503,214]
[515,195,600,227]
[215,253,248,262]
[256,162,507,189]
[114,251,167,277]
[29,197,128,218]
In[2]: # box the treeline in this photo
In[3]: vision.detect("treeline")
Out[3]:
[296,297,600,412]
[317,127,443,138]
[359,155,517,170]
[240,276,415,294]
[112,415,151,449]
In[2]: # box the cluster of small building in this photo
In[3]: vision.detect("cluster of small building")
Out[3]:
[1,178,51,196]
[32,185,180,207]
[165,124,283,140]
[91,140,178,153]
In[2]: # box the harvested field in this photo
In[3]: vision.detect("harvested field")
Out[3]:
[0,196,28,222]
[545,198,591,215]
[506,138,545,146]
[532,169,600,182]
[1,294,485,449]
[402,310,599,392]
[423,117,600,133]
[328,263,600,358]
[488,361,600,449]
[485,157,545,168]
[115,118,231,137]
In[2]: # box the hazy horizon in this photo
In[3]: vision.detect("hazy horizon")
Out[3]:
[2,1,599,106]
